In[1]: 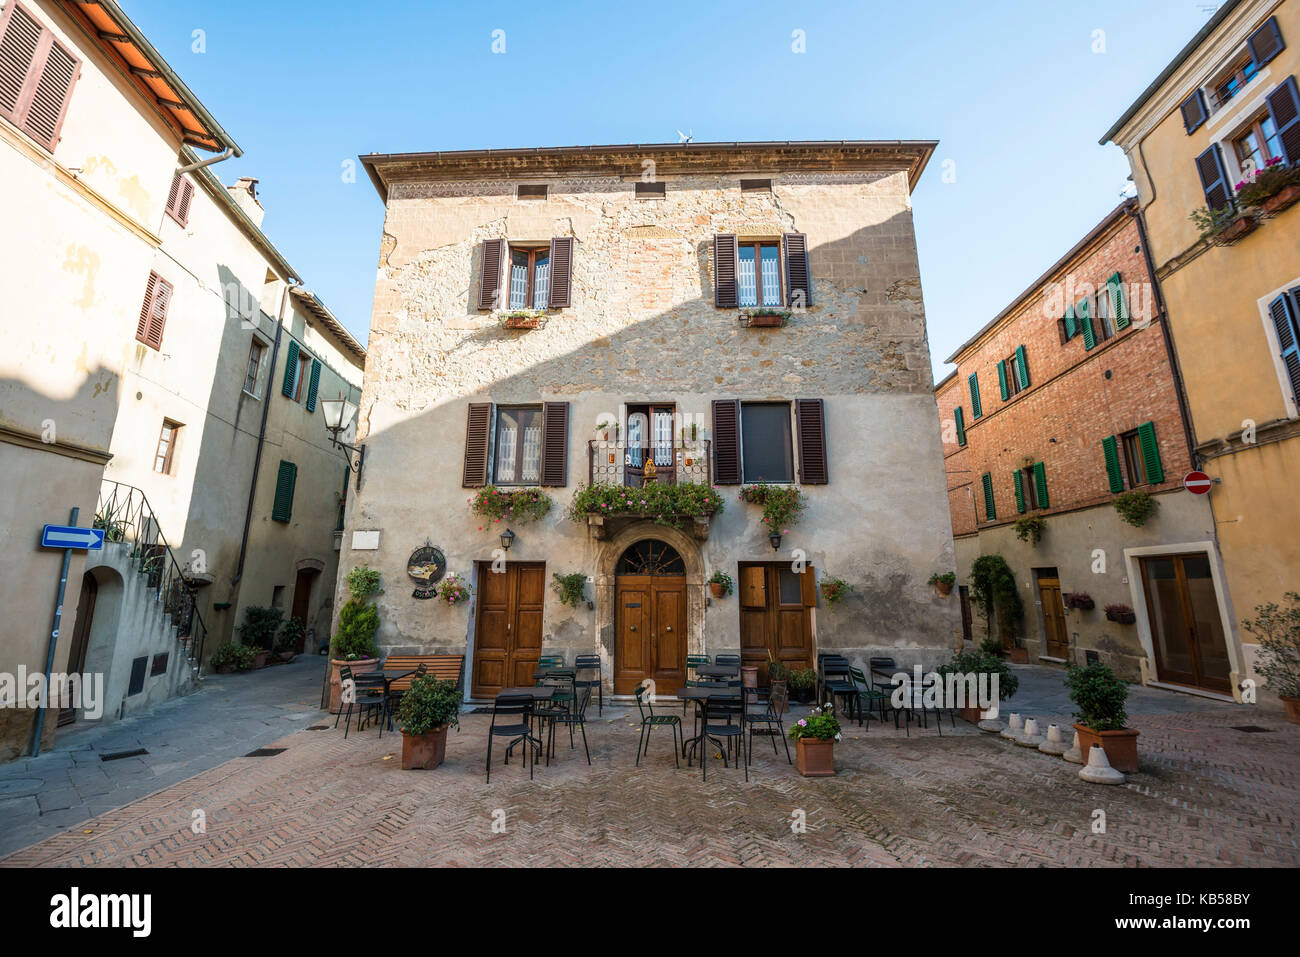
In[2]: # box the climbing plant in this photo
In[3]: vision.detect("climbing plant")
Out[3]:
[969,554,1023,644]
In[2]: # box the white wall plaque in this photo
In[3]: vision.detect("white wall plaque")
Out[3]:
[351,530,381,550]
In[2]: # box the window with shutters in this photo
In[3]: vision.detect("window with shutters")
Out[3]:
[271,460,298,523]
[493,405,543,485]
[737,241,782,307]
[243,338,267,398]
[1000,353,1023,398]
[0,2,81,153]
[165,173,195,227]
[739,402,794,483]
[136,272,173,350]
[1019,466,1042,509]
[291,352,311,402]
[1233,113,1284,172]
[1209,53,1262,113]
[153,420,181,475]
[1265,288,1300,414]
[508,246,550,310]
[981,473,996,522]
[1121,430,1148,488]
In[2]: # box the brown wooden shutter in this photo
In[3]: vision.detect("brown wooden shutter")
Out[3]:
[800,566,817,607]
[711,399,741,484]
[783,232,812,308]
[136,271,172,350]
[1247,16,1285,67]
[462,403,493,487]
[540,401,569,487]
[23,36,78,151]
[477,239,506,310]
[714,234,738,308]
[547,236,574,308]
[739,565,766,607]
[0,4,42,122]
[0,5,80,152]
[167,174,195,226]
[795,398,828,484]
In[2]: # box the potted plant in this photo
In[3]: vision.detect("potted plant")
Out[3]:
[1014,515,1044,545]
[394,674,461,769]
[236,606,283,662]
[275,619,305,661]
[788,667,817,704]
[1064,592,1096,611]
[936,650,1019,724]
[1006,637,1029,664]
[1190,203,1257,245]
[1066,661,1138,773]
[470,486,552,527]
[1235,156,1300,216]
[819,575,852,606]
[1113,490,1157,527]
[498,308,546,329]
[1241,592,1300,723]
[708,570,733,599]
[740,307,792,328]
[329,566,383,713]
[552,572,587,608]
[435,573,472,606]
[1105,603,1137,625]
[767,658,789,713]
[788,705,842,777]
[928,571,956,596]
[211,643,257,674]
[737,482,806,536]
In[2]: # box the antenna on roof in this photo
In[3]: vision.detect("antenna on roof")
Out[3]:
[676,129,694,144]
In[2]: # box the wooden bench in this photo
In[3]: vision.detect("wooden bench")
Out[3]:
[383,654,465,693]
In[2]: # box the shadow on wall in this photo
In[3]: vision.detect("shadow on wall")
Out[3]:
[344,210,959,656]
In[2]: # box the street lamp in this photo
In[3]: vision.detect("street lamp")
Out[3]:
[769,531,782,551]
[320,393,366,488]
[499,528,515,551]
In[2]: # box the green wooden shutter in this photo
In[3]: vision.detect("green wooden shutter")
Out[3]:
[954,406,966,447]
[1102,436,1125,493]
[271,460,298,523]
[997,360,1009,400]
[1064,305,1077,340]
[1033,461,1049,508]
[305,359,321,412]
[1013,470,1026,514]
[1078,298,1096,350]
[1015,345,1030,388]
[968,373,982,419]
[281,340,300,397]
[1107,273,1130,331]
[1137,422,1164,484]
[981,472,996,521]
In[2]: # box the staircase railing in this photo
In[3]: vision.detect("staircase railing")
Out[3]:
[94,480,208,676]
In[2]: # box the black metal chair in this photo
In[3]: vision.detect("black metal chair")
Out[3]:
[574,654,603,716]
[869,656,902,723]
[334,665,386,739]
[700,695,747,782]
[848,666,890,730]
[820,655,857,720]
[634,682,681,768]
[744,685,791,764]
[550,683,592,765]
[534,670,576,764]
[486,694,538,783]
[714,654,741,673]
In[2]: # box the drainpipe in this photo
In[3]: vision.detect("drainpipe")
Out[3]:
[177,147,236,175]
[232,278,297,589]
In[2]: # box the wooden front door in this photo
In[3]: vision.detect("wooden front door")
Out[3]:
[60,572,97,727]
[1139,554,1230,693]
[614,576,686,694]
[738,563,814,680]
[290,568,315,652]
[471,562,546,699]
[958,585,973,643]
[1037,576,1069,659]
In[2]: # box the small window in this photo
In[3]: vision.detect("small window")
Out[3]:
[635,181,665,199]
[154,420,181,475]
[494,405,543,485]
[740,179,772,193]
[1094,290,1115,341]
[150,653,169,676]
[508,247,550,310]
[737,241,782,308]
[740,402,793,483]
[1121,430,1149,488]
[1003,354,1023,397]
[1020,467,1040,509]
[517,184,547,200]
[1233,114,1284,175]
[1210,54,1260,111]
[243,339,266,397]
[291,353,311,402]
[165,173,195,226]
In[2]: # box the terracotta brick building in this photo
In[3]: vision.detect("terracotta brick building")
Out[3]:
[936,200,1238,692]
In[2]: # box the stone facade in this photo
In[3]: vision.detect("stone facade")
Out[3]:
[345,143,961,695]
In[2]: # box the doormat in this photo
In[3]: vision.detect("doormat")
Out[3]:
[100,749,148,761]
[1230,725,1274,733]
[244,748,287,757]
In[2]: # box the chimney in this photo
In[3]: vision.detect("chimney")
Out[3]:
[227,177,264,227]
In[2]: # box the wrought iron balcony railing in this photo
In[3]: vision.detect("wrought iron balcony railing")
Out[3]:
[587,440,712,487]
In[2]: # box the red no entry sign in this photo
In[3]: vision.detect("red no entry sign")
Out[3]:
[1184,471,1212,495]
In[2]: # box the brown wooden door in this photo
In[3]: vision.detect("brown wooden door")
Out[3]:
[1139,554,1230,693]
[1037,576,1069,659]
[290,568,315,652]
[958,585,973,643]
[471,562,546,698]
[613,575,686,694]
[738,563,814,680]
[60,572,97,727]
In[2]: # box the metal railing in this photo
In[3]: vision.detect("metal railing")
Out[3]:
[587,440,711,487]
[94,480,208,675]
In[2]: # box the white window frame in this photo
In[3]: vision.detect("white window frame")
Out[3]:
[1256,277,1300,420]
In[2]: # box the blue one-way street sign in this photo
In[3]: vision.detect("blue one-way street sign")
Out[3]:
[40,524,105,550]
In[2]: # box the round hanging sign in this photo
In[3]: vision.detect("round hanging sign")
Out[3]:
[407,546,447,599]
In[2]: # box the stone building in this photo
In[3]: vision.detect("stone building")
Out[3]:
[1101,0,1300,708]
[935,201,1237,695]
[346,141,960,700]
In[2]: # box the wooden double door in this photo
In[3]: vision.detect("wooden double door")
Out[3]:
[1036,574,1069,659]
[471,561,545,699]
[738,563,814,680]
[614,575,686,694]
[1139,553,1230,693]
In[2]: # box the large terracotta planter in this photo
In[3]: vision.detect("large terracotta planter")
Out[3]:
[796,737,835,777]
[1215,215,1257,245]
[252,651,269,670]
[401,725,449,770]
[959,706,984,725]
[741,665,759,688]
[1281,695,1300,725]
[329,658,380,714]
[1262,184,1300,216]
[934,581,952,597]
[1074,723,1139,774]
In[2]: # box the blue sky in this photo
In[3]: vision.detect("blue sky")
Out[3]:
[125,0,1222,377]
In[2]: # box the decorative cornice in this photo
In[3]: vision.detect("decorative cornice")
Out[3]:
[0,424,113,466]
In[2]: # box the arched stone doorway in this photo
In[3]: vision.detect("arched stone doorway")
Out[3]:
[73,563,125,725]
[595,523,705,695]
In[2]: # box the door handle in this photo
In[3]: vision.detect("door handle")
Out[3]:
[506,623,511,633]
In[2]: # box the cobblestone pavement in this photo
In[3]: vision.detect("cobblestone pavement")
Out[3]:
[2,675,1296,867]
[0,656,328,857]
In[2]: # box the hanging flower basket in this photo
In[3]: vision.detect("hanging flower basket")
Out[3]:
[435,574,472,607]
[740,308,791,328]
[1105,603,1136,625]
[498,309,547,330]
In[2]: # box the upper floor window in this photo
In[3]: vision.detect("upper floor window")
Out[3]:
[1121,430,1148,487]
[1182,16,1286,132]
[281,340,320,410]
[154,420,181,474]
[477,238,573,311]
[1211,54,1260,112]
[243,338,266,397]
[1233,113,1283,174]
[509,247,549,310]
[292,353,311,402]
[740,401,793,483]
[0,2,81,152]
[738,241,782,307]
[494,405,543,485]
[713,233,811,309]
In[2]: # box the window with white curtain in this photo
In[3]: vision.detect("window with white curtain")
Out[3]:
[494,406,543,485]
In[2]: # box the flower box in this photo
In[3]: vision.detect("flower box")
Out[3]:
[740,309,791,328]
[795,738,835,777]
[1214,215,1258,245]
[1262,184,1300,216]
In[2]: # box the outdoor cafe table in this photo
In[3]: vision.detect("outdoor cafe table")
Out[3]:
[695,665,739,679]
[498,687,557,763]
[676,686,740,762]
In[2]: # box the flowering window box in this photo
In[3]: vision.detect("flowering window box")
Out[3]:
[1262,183,1300,216]
[498,310,547,330]
[739,308,791,328]
[1213,214,1258,245]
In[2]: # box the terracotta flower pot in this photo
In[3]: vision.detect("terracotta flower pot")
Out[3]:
[959,705,984,725]
[1281,695,1300,725]
[741,665,759,688]
[709,582,727,598]
[329,657,380,714]
[1073,723,1139,774]
[1262,184,1300,215]
[252,651,268,670]
[796,737,835,777]
[401,725,449,770]
[1215,215,1257,244]
[934,581,952,596]
[504,315,542,329]
[748,314,785,328]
